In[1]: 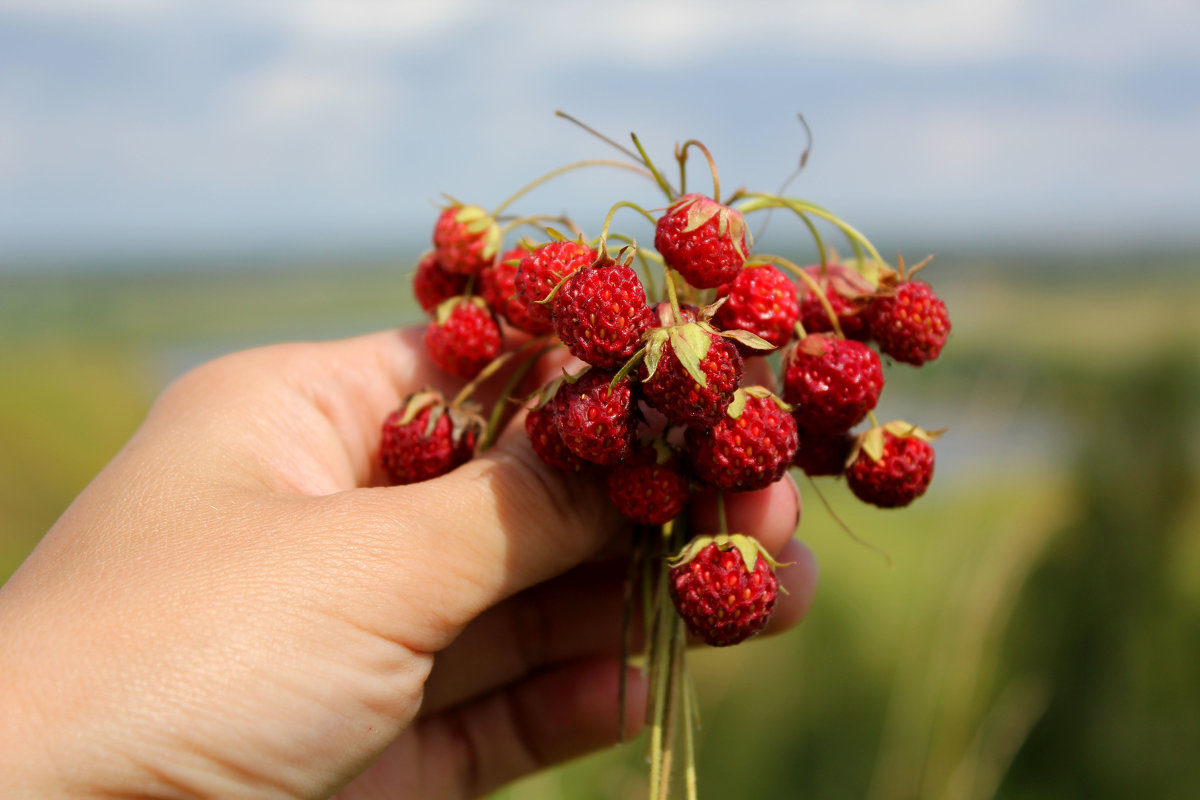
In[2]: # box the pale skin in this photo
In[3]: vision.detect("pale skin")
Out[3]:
[0,327,818,799]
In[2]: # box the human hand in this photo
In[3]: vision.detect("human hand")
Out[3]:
[0,327,817,799]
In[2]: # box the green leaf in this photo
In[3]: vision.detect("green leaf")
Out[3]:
[670,324,713,388]
[721,328,775,350]
[726,388,748,419]
[398,390,443,426]
[642,330,669,381]
[861,426,886,462]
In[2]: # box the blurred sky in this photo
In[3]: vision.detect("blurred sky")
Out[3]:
[1,0,1198,267]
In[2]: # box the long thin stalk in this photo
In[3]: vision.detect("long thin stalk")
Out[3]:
[490,159,652,217]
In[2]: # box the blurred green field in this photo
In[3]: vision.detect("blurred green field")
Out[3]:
[2,252,1198,799]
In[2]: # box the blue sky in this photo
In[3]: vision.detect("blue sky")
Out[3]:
[1,0,1198,266]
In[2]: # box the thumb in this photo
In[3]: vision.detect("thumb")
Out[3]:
[317,416,630,655]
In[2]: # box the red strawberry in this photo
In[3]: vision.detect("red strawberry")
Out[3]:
[668,534,780,647]
[432,202,501,275]
[640,322,743,427]
[796,262,875,341]
[792,425,855,477]
[866,279,950,365]
[413,252,469,313]
[514,239,598,330]
[553,369,637,466]
[525,401,585,473]
[654,194,749,289]
[553,261,654,369]
[424,297,503,379]
[482,247,546,334]
[712,264,800,354]
[380,391,480,485]
[605,443,691,525]
[685,388,798,492]
[782,334,883,434]
[846,424,937,508]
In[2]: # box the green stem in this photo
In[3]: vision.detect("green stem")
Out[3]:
[663,265,684,324]
[618,527,645,743]
[647,560,675,796]
[677,139,720,203]
[658,613,683,800]
[475,341,554,449]
[631,132,677,200]
[490,159,652,217]
[675,141,689,197]
[681,640,699,800]
[804,474,892,566]
[555,110,643,163]
[497,213,579,239]
[767,254,847,339]
[739,194,883,269]
[598,200,658,246]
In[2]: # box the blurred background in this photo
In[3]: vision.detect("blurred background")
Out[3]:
[2,1,1198,798]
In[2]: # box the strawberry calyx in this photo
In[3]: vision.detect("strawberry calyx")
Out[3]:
[397,388,485,451]
[726,385,791,419]
[673,193,751,263]
[668,533,788,574]
[852,420,945,464]
[432,294,489,325]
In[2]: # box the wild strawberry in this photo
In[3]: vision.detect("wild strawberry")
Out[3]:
[654,194,749,289]
[712,264,799,354]
[482,247,547,334]
[379,391,481,485]
[605,443,691,525]
[553,369,637,466]
[640,322,743,427]
[686,388,797,492]
[866,279,950,366]
[782,334,883,434]
[668,534,780,647]
[553,260,654,369]
[424,297,503,379]
[792,425,855,477]
[797,262,874,341]
[846,423,938,508]
[514,239,598,330]
[431,202,501,275]
[413,252,469,313]
[525,400,585,473]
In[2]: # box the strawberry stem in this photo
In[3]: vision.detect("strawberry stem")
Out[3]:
[598,200,658,249]
[490,159,653,217]
[497,213,580,239]
[716,489,728,534]
[661,263,687,324]
[647,569,675,796]
[739,193,884,272]
[618,527,646,744]
[677,139,720,204]
[450,350,514,408]
[681,650,698,800]
[804,474,893,566]
[475,340,555,449]
[769,254,848,339]
[631,132,678,200]
[555,110,643,163]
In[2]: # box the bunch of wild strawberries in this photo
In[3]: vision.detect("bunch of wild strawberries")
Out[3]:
[380,118,949,793]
